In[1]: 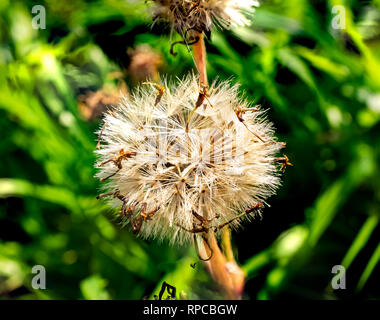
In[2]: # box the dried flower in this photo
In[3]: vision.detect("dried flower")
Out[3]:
[95,74,283,245]
[150,0,259,36]
[127,44,163,83]
[78,82,129,121]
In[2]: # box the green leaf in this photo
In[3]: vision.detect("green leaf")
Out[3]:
[356,242,380,292]
[295,47,349,80]
[80,274,111,300]
[308,145,375,247]
[243,249,272,279]
[342,214,379,270]
[277,48,317,91]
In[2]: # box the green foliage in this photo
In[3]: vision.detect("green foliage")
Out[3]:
[0,0,379,299]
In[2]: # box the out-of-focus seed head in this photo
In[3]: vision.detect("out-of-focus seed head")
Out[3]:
[127,44,163,83]
[78,83,129,121]
[95,74,283,245]
[149,0,259,36]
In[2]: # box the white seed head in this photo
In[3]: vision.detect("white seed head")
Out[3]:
[95,74,283,245]
[150,0,260,35]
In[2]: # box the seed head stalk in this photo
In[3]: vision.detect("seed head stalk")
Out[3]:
[193,32,244,300]
[193,32,208,87]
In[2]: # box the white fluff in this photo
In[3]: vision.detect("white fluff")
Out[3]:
[150,0,260,34]
[95,74,283,245]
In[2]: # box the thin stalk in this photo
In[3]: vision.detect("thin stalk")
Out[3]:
[193,32,208,87]
[192,31,244,300]
[221,228,245,299]
[221,227,234,262]
[200,231,236,299]
[199,230,245,299]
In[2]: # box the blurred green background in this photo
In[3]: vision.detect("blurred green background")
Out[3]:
[0,0,379,300]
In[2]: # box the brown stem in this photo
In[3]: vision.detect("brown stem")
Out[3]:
[199,230,245,299]
[192,31,244,299]
[221,228,245,298]
[192,32,208,87]
[221,227,234,262]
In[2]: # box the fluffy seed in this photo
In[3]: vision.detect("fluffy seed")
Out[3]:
[150,0,260,36]
[95,74,283,245]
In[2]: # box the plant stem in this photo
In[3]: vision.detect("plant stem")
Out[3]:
[200,230,244,299]
[192,31,244,299]
[221,227,234,262]
[221,228,246,299]
[193,32,208,87]
[201,231,235,299]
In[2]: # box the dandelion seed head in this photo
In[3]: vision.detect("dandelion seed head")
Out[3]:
[95,74,283,245]
[150,0,259,35]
